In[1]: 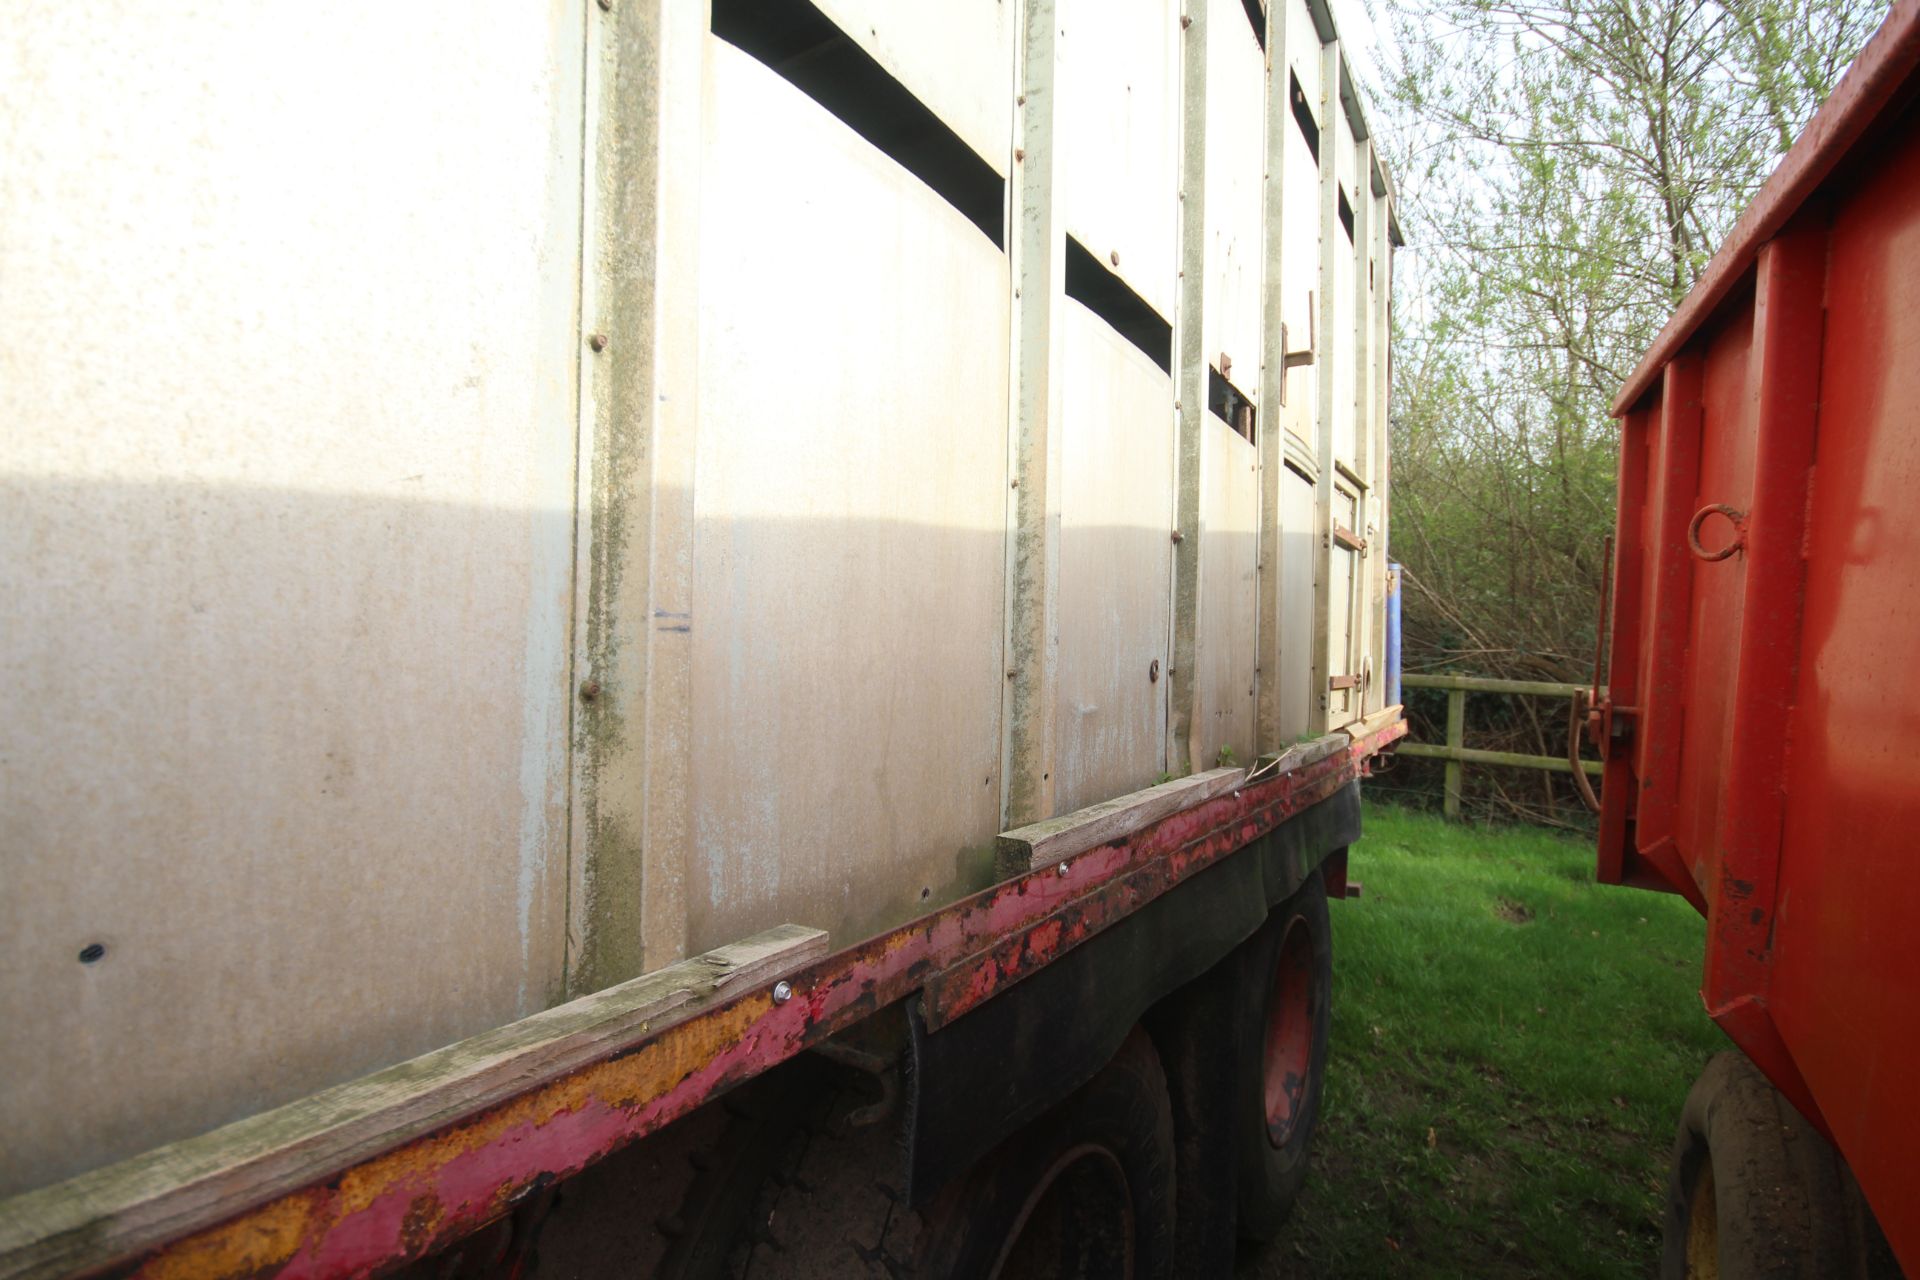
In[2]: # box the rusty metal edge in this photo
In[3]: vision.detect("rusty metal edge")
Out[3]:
[6,719,1403,1280]
[1611,0,1920,416]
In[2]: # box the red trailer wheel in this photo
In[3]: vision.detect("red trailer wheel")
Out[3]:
[1237,873,1333,1242]
[1259,911,1318,1149]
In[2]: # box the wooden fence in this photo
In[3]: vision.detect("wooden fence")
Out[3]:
[1397,673,1600,820]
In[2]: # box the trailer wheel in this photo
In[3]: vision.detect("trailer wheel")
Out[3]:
[665,1027,1175,1279]
[1236,871,1332,1242]
[1662,1052,1900,1280]
[914,1026,1177,1278]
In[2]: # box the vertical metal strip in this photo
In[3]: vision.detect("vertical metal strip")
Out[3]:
[1598,401,1653,887]
[569,0,707,993]
[1368,166,1392,716]
[1308,37,1340,733]
[1632,352,1705,883]
[1169,0,1210,776]
[1254,0,1291,755]
[1002,0,1064,828]
[1703,223,1827,1024]
[1348,138,1373,717]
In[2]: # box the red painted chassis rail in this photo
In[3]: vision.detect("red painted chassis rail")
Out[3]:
[14,721,1401,1280]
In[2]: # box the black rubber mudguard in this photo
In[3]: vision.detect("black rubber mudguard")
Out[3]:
[904,781,1362,1204]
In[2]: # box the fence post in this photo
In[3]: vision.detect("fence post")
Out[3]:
[1444,688,1465,820]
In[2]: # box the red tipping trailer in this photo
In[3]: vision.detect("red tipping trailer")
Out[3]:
[1592,2,1920,1273]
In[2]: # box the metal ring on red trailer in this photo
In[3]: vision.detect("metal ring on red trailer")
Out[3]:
[1686,503,1747,562]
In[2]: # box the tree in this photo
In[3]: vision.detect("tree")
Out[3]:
[1374,0,1886,819]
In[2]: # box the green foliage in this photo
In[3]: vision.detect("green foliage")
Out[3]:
[1372,0,1884,818]
[1243,803,1721,1278]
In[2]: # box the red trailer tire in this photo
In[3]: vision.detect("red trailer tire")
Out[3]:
[1662,1052,1899,1280]
[1235,872,1333,1243]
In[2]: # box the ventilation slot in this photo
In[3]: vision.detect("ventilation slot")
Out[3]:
[711,0,1005,247]
[1241,0,1268,50]
[1338,187,1355,242]
[1209,366,1256,443]
[1290,71,1321,164]
[1065,239,1172,374]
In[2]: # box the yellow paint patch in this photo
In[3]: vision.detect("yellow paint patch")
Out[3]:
[140,1191,316,1280]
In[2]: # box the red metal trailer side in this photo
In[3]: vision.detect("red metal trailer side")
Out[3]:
[1595,2,1920,1271]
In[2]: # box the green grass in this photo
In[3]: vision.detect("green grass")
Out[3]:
[1242,802,1722,1279]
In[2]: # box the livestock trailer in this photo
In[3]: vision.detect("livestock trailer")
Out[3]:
[1590,2,1920,1274]
[0,0,1402,1276]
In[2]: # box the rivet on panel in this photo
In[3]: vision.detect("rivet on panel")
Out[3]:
[1014,148,1025,163]
[78,943,106,964]
[597,0,613,10]
[588,332,609,352]
[1056,862,1071,878]
[1110,250,1121,266]
[579,680,602,703]
[1149,659,1161,683]
[772,980,793,1004]
[1171,530,1184,543]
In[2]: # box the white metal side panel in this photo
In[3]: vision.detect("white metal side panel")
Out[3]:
[1056,303,1176,816]
[691,42,1009,953]
[1202,0,1268,406]
[1278,89,1322,444]
[1331,110,1360,468]
[1195,419,1259,767]
[1058,0,1180,321]
[1285,0,1323,107]
[813,0,1013,175]
[1329,485,1362,726]
[1277,465,1318,739]
[0,3,583,1196]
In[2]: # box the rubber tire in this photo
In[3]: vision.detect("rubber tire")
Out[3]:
[1235,872,1333,1243]
[1661,1051,1901,1280]
[667,1028,1176,1279]
[914,1026,1178,1279]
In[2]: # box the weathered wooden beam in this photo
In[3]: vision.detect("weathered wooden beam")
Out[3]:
[996,767,1245,876]
[1443,688,1465,818]
[0,925,827,1280]
[1400,742,1602,776]
[1401,674,1588,698]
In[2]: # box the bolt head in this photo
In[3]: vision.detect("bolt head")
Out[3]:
[588,332,609,352]
[772,980,793,1004]
[579,679,602,703]
[1056,862,1070,878]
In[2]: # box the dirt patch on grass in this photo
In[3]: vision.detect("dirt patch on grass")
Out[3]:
[1494,897,1535,924]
